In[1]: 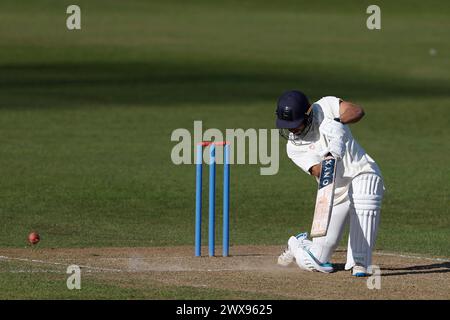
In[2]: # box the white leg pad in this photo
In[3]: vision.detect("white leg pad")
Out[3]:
[345,174,384,270]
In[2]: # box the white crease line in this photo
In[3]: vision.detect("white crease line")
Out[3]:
[132,268,259,272]
[1,252,448,274]
[99,256,271,260]
[4,270,66,274]
[0,256,123,272]
[374,252,450,263]
[0,256,244,272]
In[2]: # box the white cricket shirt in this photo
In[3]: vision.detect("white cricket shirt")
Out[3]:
[286,96,382,204]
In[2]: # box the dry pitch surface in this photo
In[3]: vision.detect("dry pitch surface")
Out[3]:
[1,246,449,299]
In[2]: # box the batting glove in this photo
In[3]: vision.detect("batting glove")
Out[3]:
[319,139,345,160]
[319,118,346,140]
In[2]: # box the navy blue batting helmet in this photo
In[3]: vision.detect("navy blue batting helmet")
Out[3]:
[275,90,311,129]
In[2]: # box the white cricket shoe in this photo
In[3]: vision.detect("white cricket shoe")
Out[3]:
[352,265,368,277]
[277,232,309,267]
[295,246,334,273]
[277,247,295,266]
[277,236,297,266]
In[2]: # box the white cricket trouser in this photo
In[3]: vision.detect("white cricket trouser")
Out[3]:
[309,173,385,269]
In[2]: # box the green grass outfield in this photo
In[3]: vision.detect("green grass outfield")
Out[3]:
[0,0,449,298]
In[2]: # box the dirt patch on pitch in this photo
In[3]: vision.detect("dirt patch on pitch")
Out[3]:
[1,246,449,299]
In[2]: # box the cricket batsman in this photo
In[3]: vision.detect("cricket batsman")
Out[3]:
[275,90,385,277]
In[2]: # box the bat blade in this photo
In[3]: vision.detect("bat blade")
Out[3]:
[311,156,337,238]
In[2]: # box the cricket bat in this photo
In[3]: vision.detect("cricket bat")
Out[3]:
[310,155,337,238]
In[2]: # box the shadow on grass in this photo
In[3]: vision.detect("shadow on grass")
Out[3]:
[0,62,449,108]
[381,262,450,277]
[333,262,450,276]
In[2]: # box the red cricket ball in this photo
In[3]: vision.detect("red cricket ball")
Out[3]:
[28,232,40,245]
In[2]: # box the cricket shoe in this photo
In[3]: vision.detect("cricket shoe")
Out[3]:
[295,246,334,273]
[277,232,309,267]
[352,265,368,277]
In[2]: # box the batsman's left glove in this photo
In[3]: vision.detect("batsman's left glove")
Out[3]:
[319,118,347,159]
